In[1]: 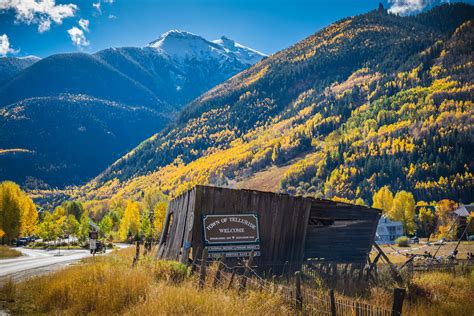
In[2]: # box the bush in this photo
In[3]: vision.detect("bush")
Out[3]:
[151,260,188,283]
[395,236,410,247]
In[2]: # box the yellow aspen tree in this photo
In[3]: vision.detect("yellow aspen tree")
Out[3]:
[119,201,141,240]
[390,191,416,235]
[418,207,435,237]
[372,186,394,213]
[0,181,22,243]
[153,201,168,234]
[20,196,38,237]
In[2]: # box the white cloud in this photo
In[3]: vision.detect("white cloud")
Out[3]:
[38,18,51,33]
[92,1,101,14]
[387,0,449,15]
[67,26,89,47]
[79,18,89,32]
[0,0,77,33]
[108,14,116,19]
[0,34,18,56]
[103,0,114,4]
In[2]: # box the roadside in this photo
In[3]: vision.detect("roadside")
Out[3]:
[0,247,22,260]
[0,244,130,284]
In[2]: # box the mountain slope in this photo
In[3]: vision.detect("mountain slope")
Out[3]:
[97,30,266,106]
[0,31,265,187]
[0,95,168,187]
[0,31,266,110]
[0,53,167,110]
[82,3,474,204]
[0,56,40,84]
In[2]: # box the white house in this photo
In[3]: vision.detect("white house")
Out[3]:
[375,215,404,244]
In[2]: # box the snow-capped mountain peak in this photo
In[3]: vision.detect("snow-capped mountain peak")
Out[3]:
[18,55,41,61]
[148,30,205,48]
[212,36,266,65]
[148,30,219,60]
[147,30,266,65]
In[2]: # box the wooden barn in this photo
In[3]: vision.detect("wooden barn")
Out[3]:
[156,185,381,267]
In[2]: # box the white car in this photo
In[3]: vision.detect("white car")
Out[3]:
[433,238,446,245]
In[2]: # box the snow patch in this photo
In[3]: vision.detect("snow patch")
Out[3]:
[147,30,266,65]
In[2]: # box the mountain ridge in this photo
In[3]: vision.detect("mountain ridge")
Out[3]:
[79,3,474,205]
[0,31,265,110]
[0,31,265,187]
[0,56,40,84]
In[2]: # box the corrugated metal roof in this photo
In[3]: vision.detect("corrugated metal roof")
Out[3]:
[453,205,471,217]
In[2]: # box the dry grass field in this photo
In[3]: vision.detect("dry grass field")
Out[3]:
[0,247,289,315]
[0,246,22,259]
[1,247,473,315]
[235,164,293,192]
[373,241,474,264]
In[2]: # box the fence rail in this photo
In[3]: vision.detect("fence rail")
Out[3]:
[185,245,474,316]
[191,251,399,316]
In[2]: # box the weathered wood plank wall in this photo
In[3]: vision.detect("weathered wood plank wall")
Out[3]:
[190,186,312,265]
[157,188,195,260]
[157,185,381,266]
[304,200,381,263]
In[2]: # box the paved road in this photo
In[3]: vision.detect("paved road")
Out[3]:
[0,246,120,283]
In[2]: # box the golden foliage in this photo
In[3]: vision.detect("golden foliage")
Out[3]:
[372,186,394,213]
[119,201,141,240]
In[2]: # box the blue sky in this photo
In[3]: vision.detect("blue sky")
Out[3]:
[1,0,473,58]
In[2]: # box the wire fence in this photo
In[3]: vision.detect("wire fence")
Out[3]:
[166,242,474,316]
[190,257,395,316]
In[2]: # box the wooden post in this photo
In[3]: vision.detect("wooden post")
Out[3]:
[191,247,201,274]
[294,271,302,311]
[391,288,406,316]
[239,250,255,292]
[227,270,236,290]
[213,254,225,288]
[332,263,338,285]
[373,243,404,286]
[132,240,140,267]
[199,247,208,289]
[271,275,277,294]
[329,289,336,316]
[357,263,364,281]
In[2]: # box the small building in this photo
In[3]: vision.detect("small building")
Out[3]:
[452,204,474,240]
[156,185,381,268]
[375,215,404,244]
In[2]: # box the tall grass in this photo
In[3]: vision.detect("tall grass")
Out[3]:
[403,271,474,316]
[0,246,22,259]
[0,248,289,315]
[126,284,288,315]
[1,247,472,316]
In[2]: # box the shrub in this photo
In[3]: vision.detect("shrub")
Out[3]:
[151,260,188,283]
[395,236,410,247]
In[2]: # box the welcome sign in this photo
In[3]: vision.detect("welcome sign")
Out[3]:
[203,214,260,245]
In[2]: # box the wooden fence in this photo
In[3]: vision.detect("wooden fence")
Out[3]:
[191,250,403,316]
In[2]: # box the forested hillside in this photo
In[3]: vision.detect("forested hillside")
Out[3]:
[0,31,264,187]
[0,95,169,187]
[0,56,40,84]
[80,3,473,205]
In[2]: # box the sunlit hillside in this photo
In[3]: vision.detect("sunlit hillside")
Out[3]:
[71,4,474,206]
